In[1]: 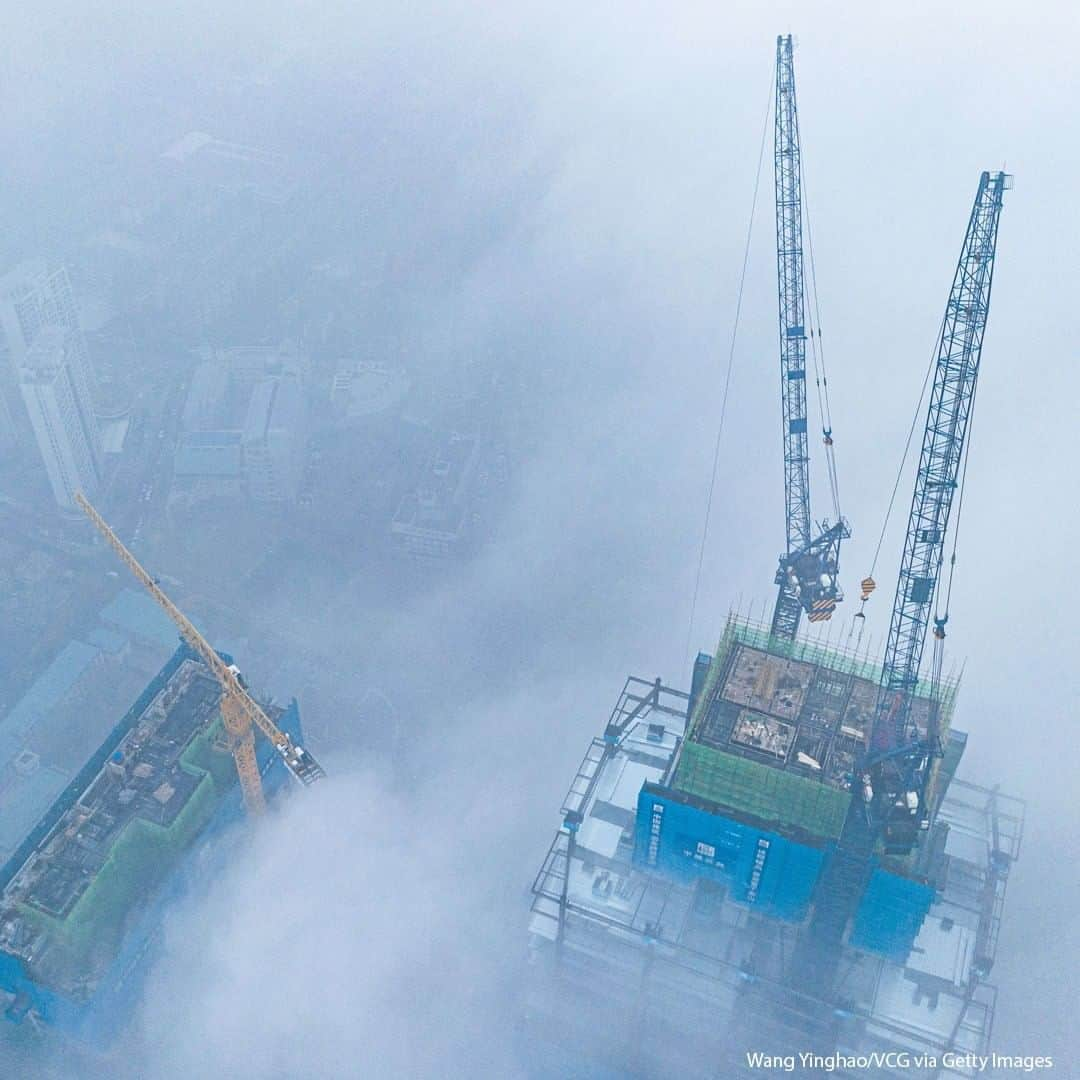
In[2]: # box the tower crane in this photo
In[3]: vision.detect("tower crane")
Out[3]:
[75,492,326,814]
[792,170,1009,1009]
[863,170,1009,854]
[770,34,849,641]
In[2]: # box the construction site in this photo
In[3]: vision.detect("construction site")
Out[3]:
[0,24,1035,1076]
[526,36,1024,1080]
[527,623,1023,1078]
[0,495,325,1041]
[0,647,304,1029]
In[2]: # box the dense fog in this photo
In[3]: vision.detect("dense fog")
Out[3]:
[0,2,1075,1076]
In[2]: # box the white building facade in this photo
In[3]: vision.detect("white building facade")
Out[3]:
[19,326,102,510]
[0,260,97,448]
[241,372,305,503]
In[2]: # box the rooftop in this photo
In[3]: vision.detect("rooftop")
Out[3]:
[98,416,130,455]
[174,432,244,478]
[99,590,179,652]
[670,616,958,842]
[391,433,480,540]
[0,641,101,749]
[83,628,127,654]
[160,132,277,168]
[177,350,306,486]
[331,362,410,421]
[0,598,181,871]
[159,132,294,204]
[19,326,73,383]
[181,361,230,431]
[243,371,303,445]
[0,658,241,999]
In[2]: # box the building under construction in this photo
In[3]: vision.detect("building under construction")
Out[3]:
[526,616,1023,1078]
[0,486,324,1044]
[0,643,305,1042]
[526,36,1023,1080]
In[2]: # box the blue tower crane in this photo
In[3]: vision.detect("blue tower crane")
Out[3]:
[789,171,1009,1013]
[770,35,849,640]
[865,170,1010,854]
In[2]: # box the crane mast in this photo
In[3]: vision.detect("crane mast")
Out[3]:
[770,34,848,641]
[75,493,326,814]
[774,33,812,564]
[867,170,1009,849]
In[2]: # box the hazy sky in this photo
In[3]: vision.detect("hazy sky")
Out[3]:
[3,2,1078,1075]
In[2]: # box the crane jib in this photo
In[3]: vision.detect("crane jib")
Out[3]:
[73,492,327,795]
[769,35,849,641]
[866,171,1009,854]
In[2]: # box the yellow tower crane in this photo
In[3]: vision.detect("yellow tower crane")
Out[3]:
[75,492,325,814]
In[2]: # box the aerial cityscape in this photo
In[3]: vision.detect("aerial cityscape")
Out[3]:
[0,5,1074,1079]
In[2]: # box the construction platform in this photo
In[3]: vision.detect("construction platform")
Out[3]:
[526,615,1024,1079]
[679,615,955,837]
[0,644,304,1042]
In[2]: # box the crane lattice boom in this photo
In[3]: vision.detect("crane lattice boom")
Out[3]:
[874,172,1008,747]
[869,169,1009,850]
[770,34,849,640]
[75,492,325,812]
[791,173,1009,1003]
[774,33,812,562]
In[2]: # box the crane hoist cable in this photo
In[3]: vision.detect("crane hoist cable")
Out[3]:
[798,148,842,523]
[684,68,774,665]
[850,316,945,648]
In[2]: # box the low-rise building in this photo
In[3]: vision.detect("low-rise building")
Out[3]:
[390,431,482,560]
[171,345,307,508]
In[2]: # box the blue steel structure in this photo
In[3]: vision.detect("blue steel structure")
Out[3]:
[867,170,1010,853]
[634,784,827,923]
[770,34,848,641]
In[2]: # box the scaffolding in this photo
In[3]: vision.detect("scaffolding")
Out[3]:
[526,673,1024,1080]
[691,613,961,734]
[671,614,962,866]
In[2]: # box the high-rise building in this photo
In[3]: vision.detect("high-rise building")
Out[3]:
[0,260,98,447]
[526,617,1025,1079]
[0,639,307,1040]
[19,326,102,510]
